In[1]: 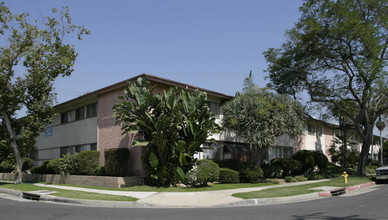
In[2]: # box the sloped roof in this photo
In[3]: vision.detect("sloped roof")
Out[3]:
[55,73,234,109]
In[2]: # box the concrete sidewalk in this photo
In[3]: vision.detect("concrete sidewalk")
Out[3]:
[0,179,376,208]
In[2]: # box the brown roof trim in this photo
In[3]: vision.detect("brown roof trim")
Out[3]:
[54,73,233,108]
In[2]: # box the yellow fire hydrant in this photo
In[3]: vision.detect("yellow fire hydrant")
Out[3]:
[342,171,348,184]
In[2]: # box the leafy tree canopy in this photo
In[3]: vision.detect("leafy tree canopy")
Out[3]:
[0,3,89,183]
[222,73,305,164]
[264,0,388,175]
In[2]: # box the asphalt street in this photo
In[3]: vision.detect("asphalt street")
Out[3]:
[0,184,387,220]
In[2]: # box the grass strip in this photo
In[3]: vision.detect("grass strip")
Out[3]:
[0,183,138,202]
[233,177,372,199]
[38,182,275,192]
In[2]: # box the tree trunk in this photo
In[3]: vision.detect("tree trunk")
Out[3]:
[249,145,264,166]
[1,112,24,184]
[343,129,348,169]
[357,138,372,176]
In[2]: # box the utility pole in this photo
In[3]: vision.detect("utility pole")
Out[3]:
[376,117,386,165]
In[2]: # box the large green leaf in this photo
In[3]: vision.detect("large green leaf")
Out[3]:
[149,152,159,168]
[174,167,185,182]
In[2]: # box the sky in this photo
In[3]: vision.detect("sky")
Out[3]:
[7,0,387,137]
[6,0,302,102]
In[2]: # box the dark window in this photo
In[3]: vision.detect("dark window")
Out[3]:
[76,106,85,120]
[90,143,97,151]
[87,103,97,118]
[207,101,220,117]
[61,111,75,124]
[308,124,315,135]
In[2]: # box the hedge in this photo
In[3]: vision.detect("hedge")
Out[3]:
[78,151,100,175]
[219,168,239,183]
[104,148,130,176]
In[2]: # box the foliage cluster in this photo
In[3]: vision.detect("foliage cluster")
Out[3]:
[0,158,34,173]
[104,148,130,177]
[114,77,219,186]
[238,164,264,183]
[78,151,100,175]
[31,151,100,175]
[222,73,305,164]
[328,136,360,169]
[264,0,388,176]
[213,159,264,183]
[0,2,89,183]
[218,168,240,184]
[186,160,220,186]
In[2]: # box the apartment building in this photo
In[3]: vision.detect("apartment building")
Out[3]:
[34,74,383,177]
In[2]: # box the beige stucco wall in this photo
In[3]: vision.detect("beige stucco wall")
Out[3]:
[37,116,97,150]
[35,114,97,163]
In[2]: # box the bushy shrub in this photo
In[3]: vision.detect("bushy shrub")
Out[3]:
[47,158,63,174]
[312,151,329,171]
[0,160,15,172]
[271,158,302,177]
[293,150,315,174]
[321,162,341,178]
[60,153,80,175]
[239,164,263,183]
[261,162,282,178]
[219,168,239,183]
[366,165,377,175]
[78,151,100,175]
[104,148,130,176]
[22,158,34,172]
[369,161,381,167]
[307,173,325,180]
[284,176,297,182]
[213,159,241,171]
[266,178,280,184]
[186,160,220,186]
[294,175,308,182]
[344,168,356,175]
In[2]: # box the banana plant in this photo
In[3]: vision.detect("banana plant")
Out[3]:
[114,77,219,186]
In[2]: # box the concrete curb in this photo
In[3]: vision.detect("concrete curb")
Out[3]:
[318,182,376,197]
[0,181,377,208]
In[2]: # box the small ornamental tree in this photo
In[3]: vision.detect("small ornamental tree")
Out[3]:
[0,3,89,183]
[113,77,219,186]
[222,73,305,165]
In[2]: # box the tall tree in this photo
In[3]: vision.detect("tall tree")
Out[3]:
[222,73,305,165]
[0,3,89,183]
[114,77,219,186]
[264,0,388,175]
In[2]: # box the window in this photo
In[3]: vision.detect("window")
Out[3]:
[61,143,97,157]
[60,146,75,156]
[90,143,97,151]
[61,103,97,124]
[268,146,293,160]
[316,126,323,136]
[207,101,220,117]
[61,110,75,123]
[76,106,85,120]
[308,124,315,135]
[87,103,97,118]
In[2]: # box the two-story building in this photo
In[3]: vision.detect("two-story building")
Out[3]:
[34,73,383,177]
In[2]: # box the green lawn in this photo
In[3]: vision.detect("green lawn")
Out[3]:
[233,177,372,199]
[39,182,275,192]
[0,183,138,202]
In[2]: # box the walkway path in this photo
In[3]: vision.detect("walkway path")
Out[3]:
[34,179,331,207]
